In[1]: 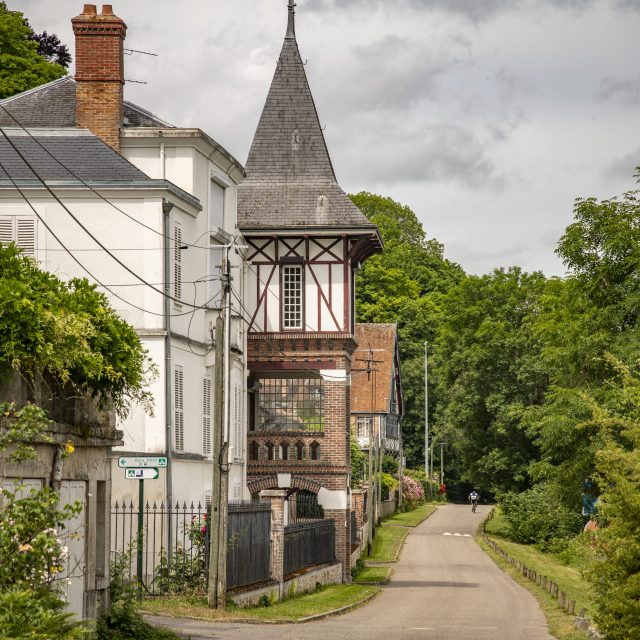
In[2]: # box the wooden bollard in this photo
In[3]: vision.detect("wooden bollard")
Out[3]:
[559,592,565,608]
[568,599,576,615]
[542,576,547,589]
[578,607,586,618]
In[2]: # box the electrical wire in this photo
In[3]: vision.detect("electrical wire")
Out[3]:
[0,105,218,251]
[0,126,210,311]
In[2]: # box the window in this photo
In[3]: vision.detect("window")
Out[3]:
[210,181,225,228]
[280,441,289,461]
[266,442,275,461]
[356,416,372,439]
[282,265,302,329]
[249,441,259,461]
[310,441,320,461]
[174,366,184,452]
[202,376,211,456]
[295,440,305,461]
[254,376,323,432]
[0,216,36,257]
[173,223,182,302]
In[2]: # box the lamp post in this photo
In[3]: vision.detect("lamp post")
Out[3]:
[424,342,429,492]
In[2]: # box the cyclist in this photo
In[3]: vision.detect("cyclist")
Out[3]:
[468,490,479,513]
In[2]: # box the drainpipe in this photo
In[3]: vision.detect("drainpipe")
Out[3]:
[163,199,174,563]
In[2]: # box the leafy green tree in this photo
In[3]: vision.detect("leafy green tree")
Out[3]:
[0,2,68,99]
[350,192,464,467]
[433,268,548,495]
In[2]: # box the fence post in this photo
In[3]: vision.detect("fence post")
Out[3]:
[260,489,287,591]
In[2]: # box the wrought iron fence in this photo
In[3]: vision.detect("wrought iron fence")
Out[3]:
[289,489,324,523]
[111,500,271,594]
[283,519,335,576]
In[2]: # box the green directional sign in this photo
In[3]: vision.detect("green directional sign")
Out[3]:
[118,456,167,468]
[125,467,159,480]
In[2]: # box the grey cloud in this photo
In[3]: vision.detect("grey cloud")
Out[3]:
[597,74,640,105]
[605,147,640,182]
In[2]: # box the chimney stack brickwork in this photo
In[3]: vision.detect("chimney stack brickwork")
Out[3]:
[72,4,126,152]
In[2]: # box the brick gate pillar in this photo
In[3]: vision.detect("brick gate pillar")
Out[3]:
[260,489,287,584]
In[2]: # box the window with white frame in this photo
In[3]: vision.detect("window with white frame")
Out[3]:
[0,216,36,257]
[282,265,302,329]
[210,180,225,229]
[173,223,182,303]
[174,366,184,452]
[356,415,372,439]
[202,376,212,456]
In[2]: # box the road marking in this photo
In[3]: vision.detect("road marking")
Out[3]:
[442,532,473,537]
[463,533,471,537]
[453,533,461,536]
[407,628,434,631]
[443,532,452,535]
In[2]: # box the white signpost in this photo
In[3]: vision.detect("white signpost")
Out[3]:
[119,456,165,587]
[118,456,167,468]
[125,468,159,480]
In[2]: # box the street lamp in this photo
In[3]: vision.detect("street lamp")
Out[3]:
[438,442,447,486]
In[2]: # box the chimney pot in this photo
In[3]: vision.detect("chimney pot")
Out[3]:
[82,4,97,15]
[100,5,114,15]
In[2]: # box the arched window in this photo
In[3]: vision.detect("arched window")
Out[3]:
[295,440,305,461]
[249,441,260,461]
[280,441,289,461]
[266,441,275,461]
[310,441,320,461]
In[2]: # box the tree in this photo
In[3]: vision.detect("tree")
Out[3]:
[29,31,71,68]
[433,268,548,496]
[0,3,68,99]
[350,192,464,467]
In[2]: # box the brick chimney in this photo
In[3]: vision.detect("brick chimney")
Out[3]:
[72,4,126,152]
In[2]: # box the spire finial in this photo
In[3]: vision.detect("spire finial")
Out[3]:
[286,0,296,39]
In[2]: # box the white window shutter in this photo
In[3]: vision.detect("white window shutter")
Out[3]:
[233,384,242,462]
[202,377,212,456]
[174,366,184,452]
[17,218,36,257]
[173,224,182,301]
[0,218,13,246]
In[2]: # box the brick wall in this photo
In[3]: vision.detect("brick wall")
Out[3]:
[72,5,126,152]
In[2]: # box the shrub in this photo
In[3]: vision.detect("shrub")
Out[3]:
[380,472,398,500]
[499,484,583,546]
[401,476,425,508]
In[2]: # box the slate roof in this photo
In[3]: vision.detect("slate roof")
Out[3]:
[0,76,174,129]
[0,128,149,182]
[351,324,402,416]
[237,7,379,233]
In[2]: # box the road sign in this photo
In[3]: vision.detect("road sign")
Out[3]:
[118,456,167,468]
[125,467,159,480]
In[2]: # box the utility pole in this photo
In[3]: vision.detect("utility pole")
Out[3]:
[424,341,429,496]
[439,442,447,486]
[355,348,382,555]
[208,243,232,608]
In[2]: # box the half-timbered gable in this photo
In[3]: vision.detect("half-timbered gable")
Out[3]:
[238,1,382,581]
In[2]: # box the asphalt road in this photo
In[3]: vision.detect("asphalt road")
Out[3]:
[147,504,553,640]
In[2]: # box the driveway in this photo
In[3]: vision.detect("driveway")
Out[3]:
[147,504,553,640]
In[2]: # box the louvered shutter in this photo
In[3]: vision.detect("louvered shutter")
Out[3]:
[173,224,182,301]
[233,384,242,462]
[202,377,212,456]
[0,218,13,246]
[17,218,35,257]
[174,366,184,452]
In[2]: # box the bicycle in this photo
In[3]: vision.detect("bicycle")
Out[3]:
[471,500,477,513]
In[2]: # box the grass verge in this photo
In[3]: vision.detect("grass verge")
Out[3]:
[478,536,587,640]
[352,565,391,584]
[364,524,410,562]
[139,584,379,623]
[383,502,438,527]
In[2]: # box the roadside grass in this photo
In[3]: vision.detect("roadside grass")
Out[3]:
[383,502,438,527]
[484,510,593,615]
[352,565,391,584]
[364,525,409,562]
[139,584,379,622]
[479,537,588,640]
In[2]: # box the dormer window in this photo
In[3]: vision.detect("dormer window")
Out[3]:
[282,264,303,329]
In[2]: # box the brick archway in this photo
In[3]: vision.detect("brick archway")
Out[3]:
[247,474,324,495]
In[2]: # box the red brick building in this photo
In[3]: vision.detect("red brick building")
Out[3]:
[238,1,382,580]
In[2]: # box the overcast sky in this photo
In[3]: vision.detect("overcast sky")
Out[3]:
[19,0,640,275]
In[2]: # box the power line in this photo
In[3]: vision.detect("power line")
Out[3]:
[0,126,208,311]
[0,105,218,251]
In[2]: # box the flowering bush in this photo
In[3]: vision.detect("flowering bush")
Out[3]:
[401,476,425,507]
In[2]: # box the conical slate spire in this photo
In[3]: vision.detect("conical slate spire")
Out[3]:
[238,1,377,231]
